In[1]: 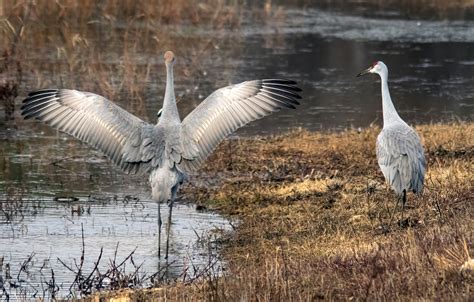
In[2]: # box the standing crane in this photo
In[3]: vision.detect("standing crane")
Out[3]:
[21,51,302,259]
[357,61,426,216]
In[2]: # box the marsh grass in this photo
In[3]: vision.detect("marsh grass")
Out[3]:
[0,0,249,120]
[86,122,473,301]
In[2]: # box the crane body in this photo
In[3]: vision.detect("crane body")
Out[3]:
[358,61,426,206]
[21,51,302,259]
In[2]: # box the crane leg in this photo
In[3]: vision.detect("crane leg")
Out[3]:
[165,198,174,260]
[164,180,181,261]
[387,196,400,230]
[401,190,407,222]
[158,202,162,260]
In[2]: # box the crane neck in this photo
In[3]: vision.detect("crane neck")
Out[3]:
[159,63,180,125]
[380,71,402,126]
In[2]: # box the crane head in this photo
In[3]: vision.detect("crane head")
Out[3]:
[164,51,175,65]
[357,61,387,77]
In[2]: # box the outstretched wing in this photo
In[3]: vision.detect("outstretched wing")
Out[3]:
[179,79,301,171]
[21,89,163,174]
[376,124,426,195]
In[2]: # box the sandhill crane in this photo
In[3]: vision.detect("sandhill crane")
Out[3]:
[357,61,425,214]
[21,51,302,259]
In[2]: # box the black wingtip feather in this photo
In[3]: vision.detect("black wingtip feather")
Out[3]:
[289,86,302,93]
[262,79,302,96]
[261,79,302,108]
[263,86,302,100]
[263,79,297,85]
[23,90,58,106]
[27,89,58,97]
[21,89,60,119]
[21,96,54,111]
[24,92,57,103]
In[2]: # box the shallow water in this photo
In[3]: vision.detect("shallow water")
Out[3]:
[1,3,474,299]
[0,130,231,299]
[214,8,474,133]
[0,197,228,299]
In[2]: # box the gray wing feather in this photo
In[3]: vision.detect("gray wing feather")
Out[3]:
[179,79,301,171]
[21,89,163,174]
[376,124,426,195]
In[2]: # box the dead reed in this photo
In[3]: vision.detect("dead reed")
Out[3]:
[0,0,247,120]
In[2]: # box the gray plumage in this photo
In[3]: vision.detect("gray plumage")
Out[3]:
[21,51,302,259]
[358,61,425,200]
[376,124,425,196]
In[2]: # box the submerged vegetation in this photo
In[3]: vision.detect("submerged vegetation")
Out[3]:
[85,122,473,301]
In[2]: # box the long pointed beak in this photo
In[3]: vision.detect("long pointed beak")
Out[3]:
[356,67,372,77]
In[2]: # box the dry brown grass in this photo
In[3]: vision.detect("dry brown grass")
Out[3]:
[82,122,473,301]
[0,0,246,118]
